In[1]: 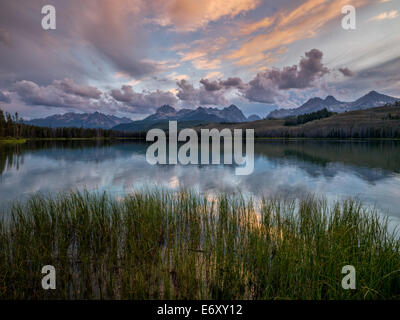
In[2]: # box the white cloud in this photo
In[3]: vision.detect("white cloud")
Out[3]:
[369,10,398,21]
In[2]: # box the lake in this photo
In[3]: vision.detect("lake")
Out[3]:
[1,140,400,218]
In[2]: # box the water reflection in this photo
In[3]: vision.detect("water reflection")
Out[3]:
[1,140,400,217]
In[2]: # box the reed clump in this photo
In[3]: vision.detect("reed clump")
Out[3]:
[0,190,399,299]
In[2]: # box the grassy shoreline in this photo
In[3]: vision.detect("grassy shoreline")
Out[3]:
[4,137,400,143]
[0,138,27,144]
[0,190,399,300]
[25,137,144,141]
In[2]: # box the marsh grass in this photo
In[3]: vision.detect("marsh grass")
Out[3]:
[0,190,399,300]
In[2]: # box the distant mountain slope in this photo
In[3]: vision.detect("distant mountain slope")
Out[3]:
[247,114,261,121]
[114,120,214,133]
[143,104,247,123]
[25,112,133,129]
[113,104,247,132]
[268,91,399,119]
[349,90,397,109]
[198,104,400,139]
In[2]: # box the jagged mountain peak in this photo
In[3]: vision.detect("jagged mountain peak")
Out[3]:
[351,90,398,109]
[225,104,240,111]
[360,90,391,100]
[324,95,339,103]
[268,91,399,119]
[309,97,324,102]
[25,112,133,129]
[114,104,248,131]
[156,105,176,114]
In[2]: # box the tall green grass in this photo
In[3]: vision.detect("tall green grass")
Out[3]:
[0,190,399,299]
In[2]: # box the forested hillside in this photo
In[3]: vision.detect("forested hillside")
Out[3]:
[198,104,400,139]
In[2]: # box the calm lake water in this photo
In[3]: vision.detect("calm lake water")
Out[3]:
[1,140,400,218]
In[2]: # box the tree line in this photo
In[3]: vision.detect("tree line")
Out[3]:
[284,108,337,126]
[0,109,144,139]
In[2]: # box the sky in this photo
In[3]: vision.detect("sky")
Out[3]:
[0,0,399,120]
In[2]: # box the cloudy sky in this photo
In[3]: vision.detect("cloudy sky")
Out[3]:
[0,0,399,120]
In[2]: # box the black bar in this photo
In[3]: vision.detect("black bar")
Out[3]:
[0,300,395,318]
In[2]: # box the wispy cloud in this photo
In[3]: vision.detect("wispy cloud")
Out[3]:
[205,71,224,79]
[238,16,275,36]
[227,0,371,66]
[147,0,260,32]
[369,10,398,21]
[192,59,221,70]
[338,67,355,77]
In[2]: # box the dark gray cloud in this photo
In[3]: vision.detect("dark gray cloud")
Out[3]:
[12,79,110,112]
[199,79,223,91]
[242,73,277,104]
[180,50,329,105]
[110,85,178,113]
[200,77,246,92]
[12,78,178,115]
[180,77,246,106]
[339,67,355,77]
[0,90,11,103]
[0,1,83,85]
[176,80,198,102]
[12,78,177,114]
[242,49,329,103]
[53,79,102,99]
[14,80,87,110]
[0,0,158,86]
[266,49,329,89]
[219,77,246,90]
[176,80,228,106]
[81,1,159,79]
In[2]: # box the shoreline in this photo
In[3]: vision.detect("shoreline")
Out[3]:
[7,137,400,143]
[0,138,27,144]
